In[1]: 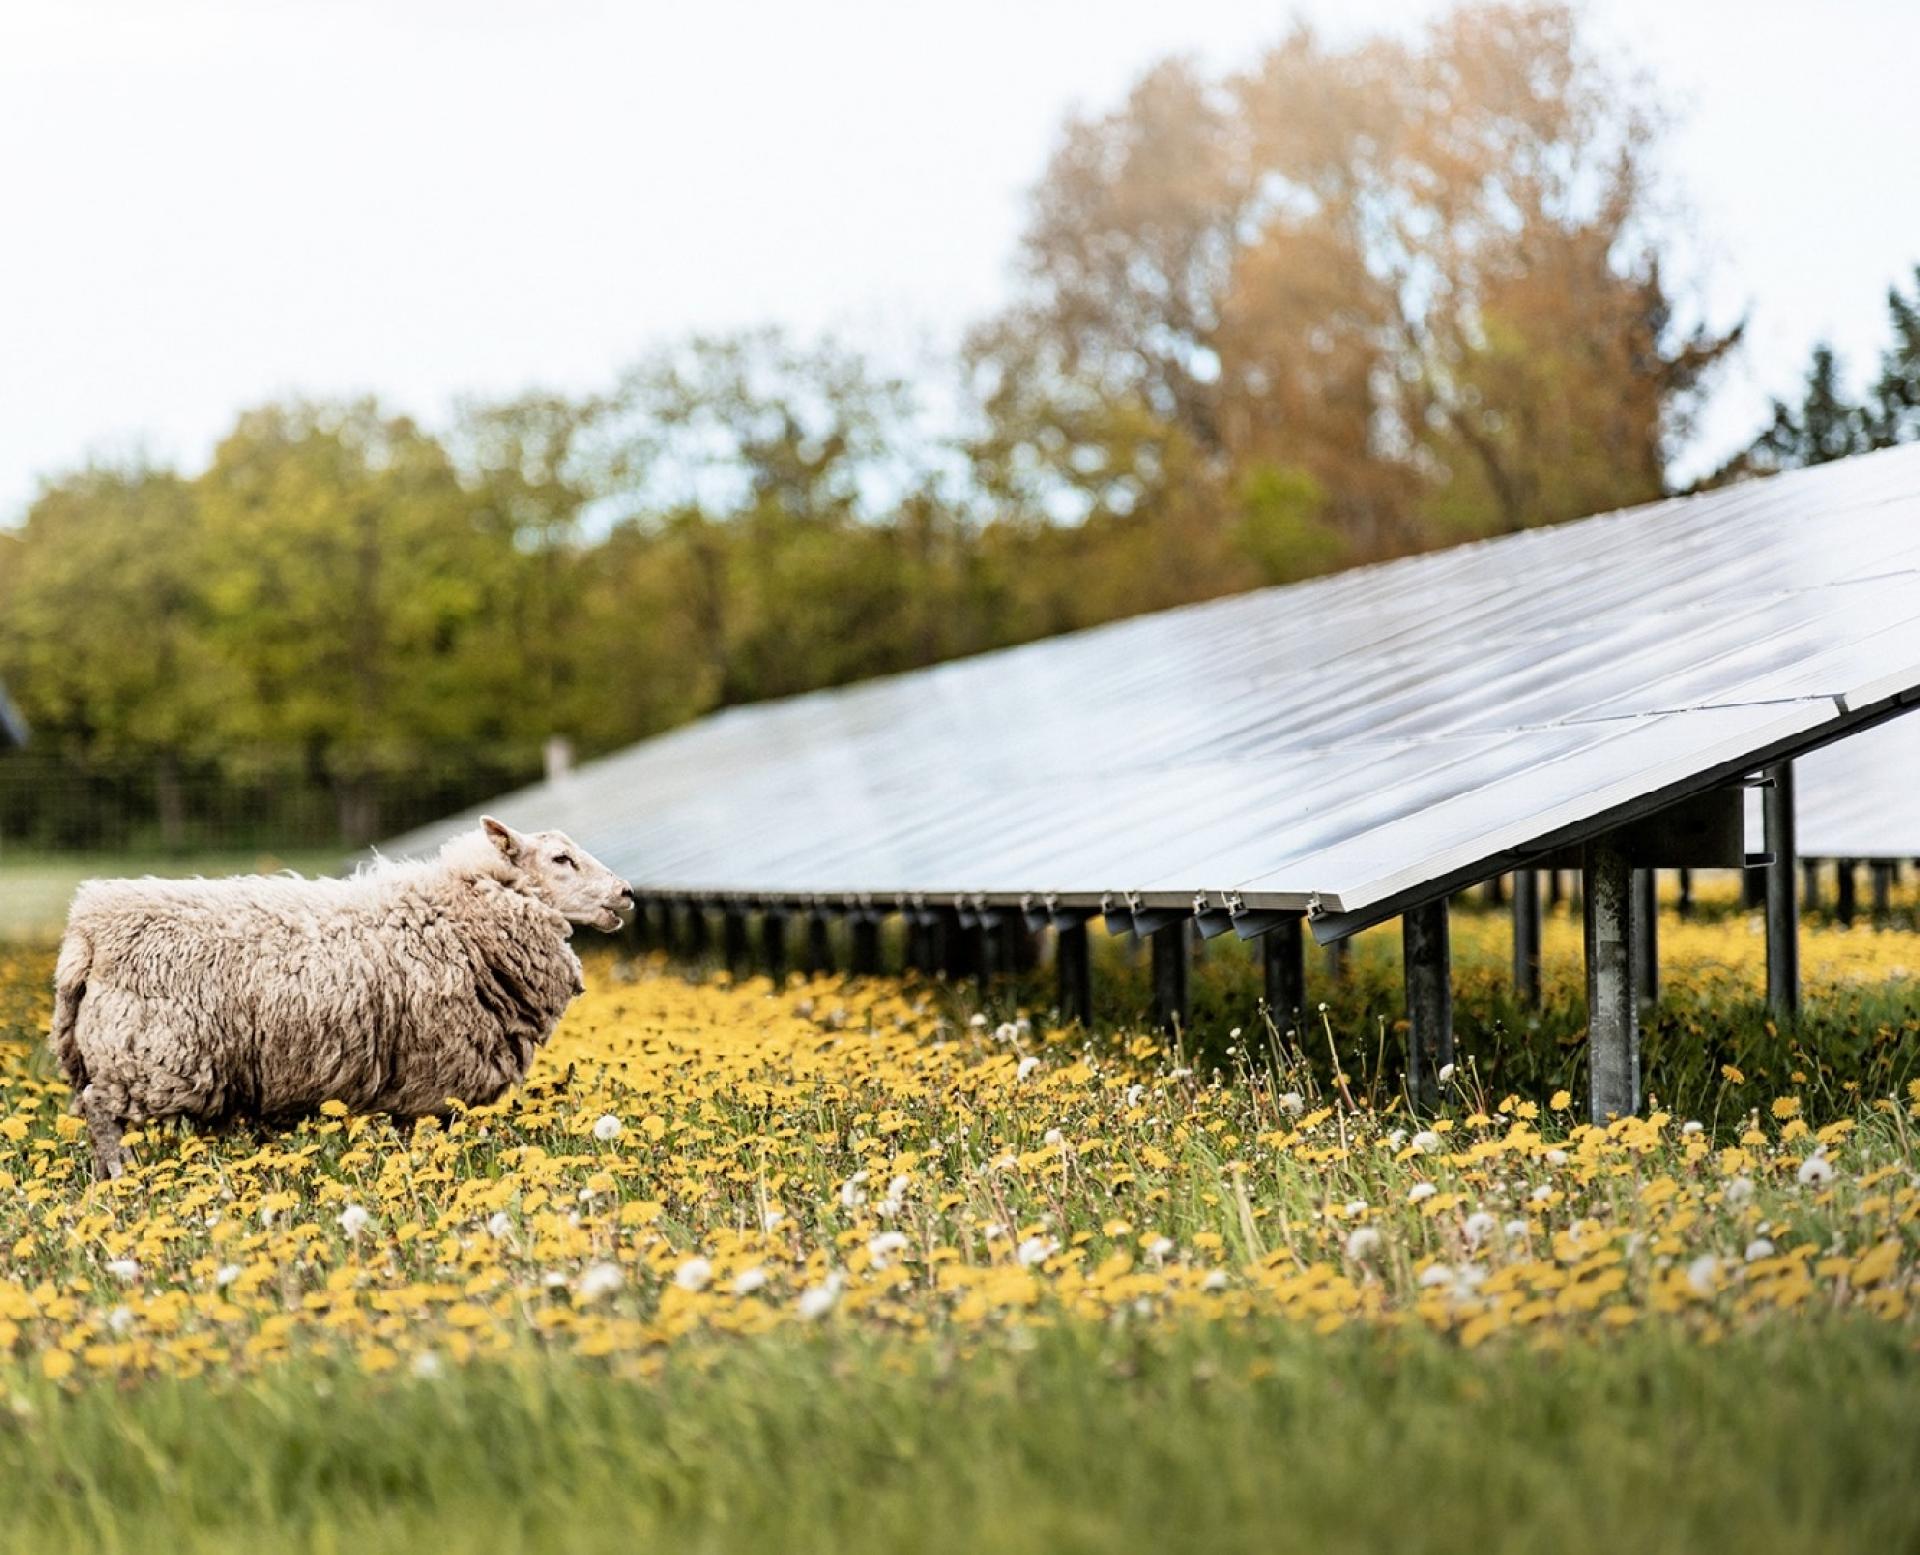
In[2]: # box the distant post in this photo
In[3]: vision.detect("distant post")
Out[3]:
[1583,833,1638,1122]
[805,912,834,975]
[1262,917,1308,1036]
[1150,920,1191,1037]
[762,909,788,983]
[1402,899,1452,1108]
[722,908,749,974]
[1871,860,1894,923]
[1836,859,1857,925]
[1763,762,1799,1019]
[1511,869,1542,1009]
[1056,917,1093,1026]
[850,913,882,977]
[1631,868,1658,1010]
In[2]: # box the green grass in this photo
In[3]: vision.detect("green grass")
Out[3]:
[0,849,343,944]
[1,1322,1913,1555]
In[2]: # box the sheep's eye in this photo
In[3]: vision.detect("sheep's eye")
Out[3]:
[554,853,576,869]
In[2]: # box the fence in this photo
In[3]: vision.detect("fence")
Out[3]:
[0,750,542,855]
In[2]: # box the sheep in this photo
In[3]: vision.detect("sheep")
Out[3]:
[50,817,635,1181]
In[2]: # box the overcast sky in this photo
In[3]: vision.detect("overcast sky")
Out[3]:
[2,0,1915,523]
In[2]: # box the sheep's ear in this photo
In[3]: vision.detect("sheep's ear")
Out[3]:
[481,816,521,861]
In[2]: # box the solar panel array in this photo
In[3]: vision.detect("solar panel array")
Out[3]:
[382,445,1920,935]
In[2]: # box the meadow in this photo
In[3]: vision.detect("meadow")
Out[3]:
[0,878,1916,1552]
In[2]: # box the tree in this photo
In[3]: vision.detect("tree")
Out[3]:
[0,464,229,846]
[1715,269,1920,482]
[1868,267,1920,447]
[194,401,517,843]
[971,2,1737,571]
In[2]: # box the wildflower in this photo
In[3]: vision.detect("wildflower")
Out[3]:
[1125,1084,1146,1108]
[1724,1176,1756,1206]
[1016,1056,1042,1083]
[1549,1090,1572,1111]
[1686,1256,1719,1296]
[1277,1091,1305,1117]
[1408,1182,1437,1204]
[1344,1226,1383,1261]
[967,1014,988,1030]
[1043,1128,1065,1147]
[1201,1270,1229,1291]
[1145,1235,1175,1265]
[1681,1120,1705,1136]
[1545,1148,1570,1167]
[337,1204,372,1238]
[487,1211,513,1239]
[762,1209,786,1232]
[1343,1199,1368,1217]
[1529,1184,1552,1204]
[1797,1151,1837,1188]
[868,1231,909,1268]
[107,1306,134,1336]
[410,1352,444,1380]
[1411,1130,1442,1155]
[1017,1235,1059,1268]
[1463,1211,1497,1248]
[592,1114,623,1142]
[994,1022,1018,1044]
[214,1264,242,1289]
[797,1274,844,1320]
[732,1266,769,1295]
[1417,1263,1454,1289]
[673,1257,713,1292]
[1745,1238,1776,1262]
[1504,1219,1529,1240]
[838,1172,870,1209]
[1436,1063,1455,1085]
[105,1259,141,1283]
[578,1262,624,1301]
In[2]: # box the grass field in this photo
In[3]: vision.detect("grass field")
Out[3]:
[0,904,1917,1552]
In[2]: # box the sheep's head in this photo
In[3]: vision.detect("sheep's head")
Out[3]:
[482,816,635,933]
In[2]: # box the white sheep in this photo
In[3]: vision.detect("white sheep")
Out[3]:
[50,817,633,1180]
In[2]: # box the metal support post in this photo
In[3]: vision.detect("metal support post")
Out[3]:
[1056,919,1093,1026]
[1402,899,1453,1109]
[850,915,882,977]
[1871,860,1894,922]
[1150,919,1191,1037]
[686,902,711,958]
[1583,833,1638,1123]
[1512,868,1542,1009]
[722,909,749,974]
[1836,860,1857,926]
[1764,761,1799,1019]
[1631,868,1658,1010]
[1262,917,1308,1035]
[1676,868,1693,918]
[762,910,788,984]
[805,913,834,975]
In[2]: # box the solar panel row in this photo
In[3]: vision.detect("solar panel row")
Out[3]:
[382,443,1920,942]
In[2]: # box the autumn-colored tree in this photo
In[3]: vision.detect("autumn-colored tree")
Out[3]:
[975,2,1737,569]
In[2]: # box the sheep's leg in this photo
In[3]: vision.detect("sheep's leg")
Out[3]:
[79,1087,126,1182]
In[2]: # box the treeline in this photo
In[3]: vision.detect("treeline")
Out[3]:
[1,2,1916,849]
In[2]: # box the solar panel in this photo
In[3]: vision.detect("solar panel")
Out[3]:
[1781,713,1920,863]
[381,445,1920,937]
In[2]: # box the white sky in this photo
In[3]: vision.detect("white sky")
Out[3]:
[1,0,1915,523]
